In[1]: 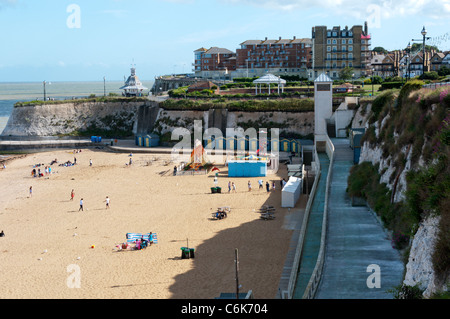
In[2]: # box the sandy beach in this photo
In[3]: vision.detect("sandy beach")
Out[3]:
[0,147,301,299]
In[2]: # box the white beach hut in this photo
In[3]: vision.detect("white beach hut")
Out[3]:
[253,73,286,95]
[281,176,302,208]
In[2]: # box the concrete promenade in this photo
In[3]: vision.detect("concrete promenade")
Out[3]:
[314,138,404,299]
[292,152,330,298]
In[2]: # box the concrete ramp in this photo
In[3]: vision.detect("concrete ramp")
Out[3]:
[315,138,403,299]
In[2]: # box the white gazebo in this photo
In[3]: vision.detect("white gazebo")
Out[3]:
[253,73,286,95]
[120,66,148,97]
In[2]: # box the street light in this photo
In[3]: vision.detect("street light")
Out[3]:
[371,68,374,96]
[412,26,431,77]
[43,81,47,101]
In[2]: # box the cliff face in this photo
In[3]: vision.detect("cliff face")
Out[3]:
[357,85,449,298]
[2,101,149,137]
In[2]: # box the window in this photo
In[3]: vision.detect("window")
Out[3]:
[342,53,346,59]
[327,31,331,37]
[342,45,346,52]
[342,62,346,68]
[349,62,353,67]
[342,31,347,37]
[342,39,346,44]
[332,31,337,36]
[327,46,331,52]
[349,46,353,51]
[332,46,337,52]
[327,39,331,44]
[349,53,353,59]
[348,39,353,44]
[327,53,331,59]
[332,39,337,44]
[348,31,353,36]
[362,40,365,44]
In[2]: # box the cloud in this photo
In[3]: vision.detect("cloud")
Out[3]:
[0,0,17,10]
[220,0,450,19]
[102,9,129,18]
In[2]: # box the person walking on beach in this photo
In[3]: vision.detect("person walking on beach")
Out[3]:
[266,181,270,192]
[29,186,32,198]
[89,159,92,166]
[70,189,75,201]
[232,182,236,193]
[228,181,231,193]
[248,181,252,192]
[258,179,263,190]
[272,181,276,191]
[79,198,84,212]
[105,196,110,209]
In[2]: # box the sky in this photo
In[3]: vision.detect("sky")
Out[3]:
[0,0,449,82]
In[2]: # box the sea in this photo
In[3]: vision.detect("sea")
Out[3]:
[0,80,155,135]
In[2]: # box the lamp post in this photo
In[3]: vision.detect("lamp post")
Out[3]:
[43,81,47,101]
[371,68,374,96]
[412,26,431,77]
[352,73,355,97]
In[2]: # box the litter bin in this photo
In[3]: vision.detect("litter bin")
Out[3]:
[181,247,190,259]
[189,248,195,259]
[216,187,221,193]
[211,187,217,194]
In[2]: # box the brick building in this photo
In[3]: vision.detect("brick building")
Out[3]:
[233,36,312,78]
[193,47,236,79]
[311,22,371,80]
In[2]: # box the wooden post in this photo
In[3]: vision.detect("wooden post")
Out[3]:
[235,248,240,299]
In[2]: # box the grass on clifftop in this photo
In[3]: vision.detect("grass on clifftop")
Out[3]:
[14,96,148,107]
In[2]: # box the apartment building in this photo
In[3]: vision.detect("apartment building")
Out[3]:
[233,36,312,78]
[311,22,371,80]
[193,47,236,79]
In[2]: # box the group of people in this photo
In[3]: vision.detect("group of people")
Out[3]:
[225,178,287,193]
[76,194,110,211]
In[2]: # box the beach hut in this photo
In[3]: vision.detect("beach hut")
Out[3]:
[144,134,160,147]
[249,137,258,153]
[135,135,144,147]
[290,139,300,153]
[280,138,291,152]
[281,176,302,208]
[226,136,237,151]
[237,137,248,152]
[269,138,279,153]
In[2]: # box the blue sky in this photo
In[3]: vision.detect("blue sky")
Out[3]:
[0,0,449,82]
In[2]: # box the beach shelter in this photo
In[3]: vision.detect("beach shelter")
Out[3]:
[281,176,302,208]
[253,73,286,95]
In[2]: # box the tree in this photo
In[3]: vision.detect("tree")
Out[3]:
[408,43,439,53]
[373,46,388,54]
[339,67,354,81]
[438,65,450,77]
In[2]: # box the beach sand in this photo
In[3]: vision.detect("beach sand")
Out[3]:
[0,147,301,299]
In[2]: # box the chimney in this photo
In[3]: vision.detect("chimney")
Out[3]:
[279,36,282,40]
[293,36,296,40]
[265,37,268,41]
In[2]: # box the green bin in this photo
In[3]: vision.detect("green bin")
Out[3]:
[211,187,217,194]
[216,187,221,193]
[181,247,190,259]
[189,248,195,258]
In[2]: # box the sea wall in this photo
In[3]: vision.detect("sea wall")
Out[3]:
[1,101,152,137]
[150,109,314,137]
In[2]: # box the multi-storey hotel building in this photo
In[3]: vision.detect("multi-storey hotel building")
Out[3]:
[311,22,371,80]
